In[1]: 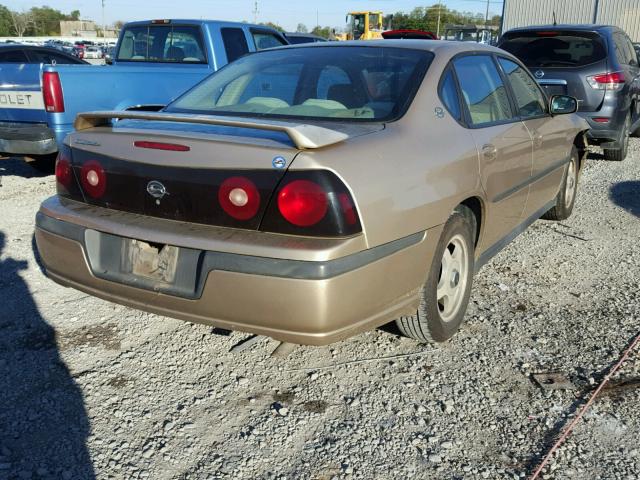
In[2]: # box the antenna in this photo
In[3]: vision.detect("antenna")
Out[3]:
[253,0,258,23]
[553,10,557,26]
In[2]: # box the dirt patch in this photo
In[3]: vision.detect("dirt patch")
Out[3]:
[303,400,329,414]
[60,324,120,351]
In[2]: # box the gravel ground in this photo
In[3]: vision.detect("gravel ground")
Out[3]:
[0,142,639,480]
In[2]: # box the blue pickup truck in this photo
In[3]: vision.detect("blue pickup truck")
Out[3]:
[0,19,287,167]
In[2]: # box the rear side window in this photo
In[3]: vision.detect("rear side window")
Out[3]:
[221,28,249,63]
[499,32,607,68]
[117,25,206,63]
[498,57,547,119]
[0,50,28,63]
[439,68,461,121]
[251,31,287,50]
[453,55,514,126]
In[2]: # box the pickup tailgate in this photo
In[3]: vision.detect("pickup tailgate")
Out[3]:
[0,63,46,123]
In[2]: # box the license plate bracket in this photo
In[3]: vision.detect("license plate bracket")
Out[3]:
[124,239,179,284]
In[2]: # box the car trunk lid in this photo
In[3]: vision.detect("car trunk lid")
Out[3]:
[63,112,382,230]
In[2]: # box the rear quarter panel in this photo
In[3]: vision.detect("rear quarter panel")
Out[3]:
[291,54,484,250]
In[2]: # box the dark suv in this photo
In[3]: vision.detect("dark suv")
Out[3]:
[499,25,640,161]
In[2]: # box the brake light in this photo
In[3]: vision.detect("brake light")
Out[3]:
[55,154,72,188]
[278,180,328,227]
[261,171,362,236]
[587,72,625,91]
[592,117,610,123]
[42,72,65,113]
[134,141,190,152]
[151,19,171,24]
[218,176,261,220]
[80,160,107,199]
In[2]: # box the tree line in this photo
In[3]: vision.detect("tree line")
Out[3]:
[0,4,81,37]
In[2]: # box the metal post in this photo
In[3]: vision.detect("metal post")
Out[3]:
[101,0,105,38]
[485,0,490,27]
[436,3,442,38]
[253,0,258,23]
[593,0,600,24]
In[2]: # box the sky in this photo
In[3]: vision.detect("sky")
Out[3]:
[2,0,504,31]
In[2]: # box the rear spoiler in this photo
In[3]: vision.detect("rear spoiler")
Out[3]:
[74,111,349,150]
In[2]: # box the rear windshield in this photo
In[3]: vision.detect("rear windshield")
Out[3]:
[500,32,607,67]
[117,24,206,63]
[166,46,433,122]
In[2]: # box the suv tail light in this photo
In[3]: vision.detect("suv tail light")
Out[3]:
[261,171,361,237]
[42,72,65,112]
[586,72,625,91]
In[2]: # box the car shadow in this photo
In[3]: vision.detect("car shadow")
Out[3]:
[0,156,53,179]
[610,181,640,217]
[0,231,95,478]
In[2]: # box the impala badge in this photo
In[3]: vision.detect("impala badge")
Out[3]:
[535,70,545,79]
[147,180,169,204]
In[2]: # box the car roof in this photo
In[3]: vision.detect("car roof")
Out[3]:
[268,39,503,56]
[0,44,66,52]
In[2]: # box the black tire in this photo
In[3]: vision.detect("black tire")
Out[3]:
[603,114,630,162]
[26,154,57,174]
[542,146,580,221]
[396,206,476,343]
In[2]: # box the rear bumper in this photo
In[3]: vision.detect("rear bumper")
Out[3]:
[578,102,627,146]
[0,122,57,155]
[35,197,439,345]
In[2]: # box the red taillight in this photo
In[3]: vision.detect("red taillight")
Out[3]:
[338,193,357,226]
[218,176,261,220]
[42,72,65,113]
[592,117,610,123]
[277,180,328,227]
[134,141,190,152]
[587,72,625,91]
[55,154,72,188]
[535,31,559,36]
[80,160,107,199]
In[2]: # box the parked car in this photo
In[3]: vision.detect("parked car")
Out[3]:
[35,41,588,346]
[499,25,640,161]
[283,32,328,44]
[0,19,288,168]
[83,46,103,59]
[0,45,87,165]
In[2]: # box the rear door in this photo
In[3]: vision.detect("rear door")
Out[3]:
[0,49,46,124]
[452,54,533,250]
[499,30,609,112]
[496,56,568,218]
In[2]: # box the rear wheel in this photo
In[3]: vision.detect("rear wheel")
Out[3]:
[604,114,630,162]
[396,206,475,343]
[542,146,579,221]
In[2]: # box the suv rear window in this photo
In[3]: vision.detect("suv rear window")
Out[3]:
[117,24,206,63]
[499,32,606,68]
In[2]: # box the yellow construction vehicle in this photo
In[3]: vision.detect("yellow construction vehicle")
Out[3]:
[336,11,384,40]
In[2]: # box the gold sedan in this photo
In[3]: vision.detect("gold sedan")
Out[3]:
[36,41,588,345]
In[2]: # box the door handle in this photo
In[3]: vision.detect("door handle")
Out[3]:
[482,144,497,160]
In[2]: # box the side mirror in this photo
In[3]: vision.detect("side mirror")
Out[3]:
[550,95,578,115]
[105,57,113,65]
